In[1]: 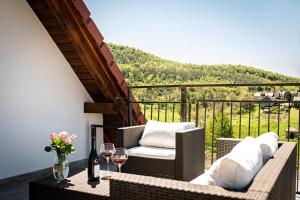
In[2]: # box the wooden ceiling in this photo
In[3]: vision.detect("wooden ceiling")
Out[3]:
[26,0,145,142]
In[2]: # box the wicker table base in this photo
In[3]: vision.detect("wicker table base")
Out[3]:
[29,169,110,200]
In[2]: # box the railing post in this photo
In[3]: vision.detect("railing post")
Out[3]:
[195,102,199,127]
[180,86,187,122]
[128,87,133,126]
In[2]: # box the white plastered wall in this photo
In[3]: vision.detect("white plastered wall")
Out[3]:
[0,0,104,179]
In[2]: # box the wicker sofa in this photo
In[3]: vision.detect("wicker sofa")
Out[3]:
[110,138,296,200]
[117,125,205,181]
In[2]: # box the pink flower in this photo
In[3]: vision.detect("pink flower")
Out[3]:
[50,133,57,140]
[65,138,72,144]
[70,134,77,141]
[59,131,68,140]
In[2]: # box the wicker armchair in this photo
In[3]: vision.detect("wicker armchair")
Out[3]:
[117,125,205,181]
[110,138,296,200]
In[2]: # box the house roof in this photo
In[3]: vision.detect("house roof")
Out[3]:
[26,0,145,141]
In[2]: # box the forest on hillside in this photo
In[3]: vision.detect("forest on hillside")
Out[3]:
[108,43,300,102]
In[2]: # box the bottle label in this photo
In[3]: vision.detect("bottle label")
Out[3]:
[94,164,100,178]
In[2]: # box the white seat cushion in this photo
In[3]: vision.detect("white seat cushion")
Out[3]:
[256,132,278,163]
[127,146,176,160]
[139,120,195,148]
[191,137,263,190]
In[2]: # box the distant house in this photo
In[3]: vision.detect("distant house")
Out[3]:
[274,91,280,99]
[294,96,300,101]
[254,92,262,100]
[254,91,282,100]
[265,92,274,97]
[254,92,261,97]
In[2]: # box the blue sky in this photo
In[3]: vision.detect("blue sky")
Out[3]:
[85,0,300,78]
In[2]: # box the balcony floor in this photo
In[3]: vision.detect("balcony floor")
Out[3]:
[0,159,116,200]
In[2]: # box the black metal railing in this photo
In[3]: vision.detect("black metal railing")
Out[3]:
[126,82,300,191]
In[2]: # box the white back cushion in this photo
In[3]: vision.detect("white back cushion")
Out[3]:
[256,132,278,163]
[139,120,195,148]
[191,137,263,190]
[217,137,263,190]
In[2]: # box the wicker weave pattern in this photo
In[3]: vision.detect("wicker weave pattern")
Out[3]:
[122,156,176,179]
[118,126,205,181]
[110,173,267,200]
[117,125,145,148]
[175,128,205,181]
[249,141,296,200]
[216,138,242,159]
[110,139,297,200]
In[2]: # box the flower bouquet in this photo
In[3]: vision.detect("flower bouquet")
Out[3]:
[45,131,77,181]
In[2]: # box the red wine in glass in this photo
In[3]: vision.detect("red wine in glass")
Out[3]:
[111,148,128,173]
[112,157,127,165]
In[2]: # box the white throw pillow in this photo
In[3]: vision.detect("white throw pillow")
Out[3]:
[139,120,195,148]
[217,137,263,190]
[190,156,225,185]
[256,132,278,163]
[191,137,263,190]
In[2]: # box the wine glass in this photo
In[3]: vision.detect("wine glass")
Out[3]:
[111,148,128,173]
[100,143,115,179]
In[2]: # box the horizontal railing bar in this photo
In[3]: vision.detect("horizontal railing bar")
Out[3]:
[130,101,182,104]
[128,100,298,104]
[200,100,298,103]
[129,82,300,89]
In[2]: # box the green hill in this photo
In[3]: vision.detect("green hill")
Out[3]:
[108,43,300,86]
[108,43,299,101]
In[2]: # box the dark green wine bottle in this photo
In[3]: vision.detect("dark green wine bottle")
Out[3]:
[88,130,100,181]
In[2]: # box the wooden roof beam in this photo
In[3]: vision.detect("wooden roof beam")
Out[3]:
[84,103,117,114]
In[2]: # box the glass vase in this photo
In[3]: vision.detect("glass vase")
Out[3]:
[53,153,69,182]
